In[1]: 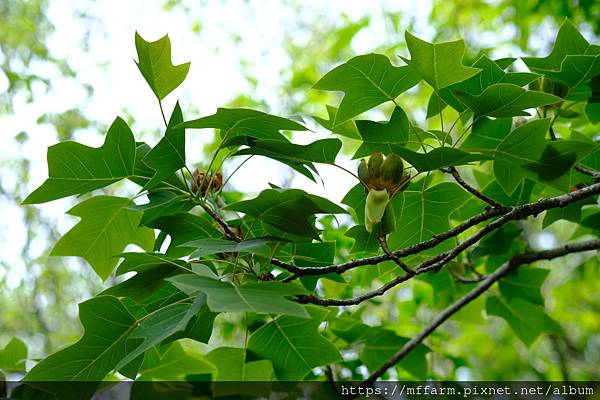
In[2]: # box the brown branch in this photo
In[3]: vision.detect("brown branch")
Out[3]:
[378,235,415,276]
[575,164,600,181]
[361,238,600,385]
[442,167,507,209]
[298,181,600,306]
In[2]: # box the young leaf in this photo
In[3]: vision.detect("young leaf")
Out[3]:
[141,102,186,189]
[313,53,420,124]
[167,275,309,317]
[0,337,27,373]
[453,83,562,117]
[135,32,190,100]
[51,196,155,280]
[353,106,411,158]
[177,107,307,140]
[247,306,342,381]
[486,296,561,346]
[401,31,480,91]
[226,188,346,240]
[23,117,135,204]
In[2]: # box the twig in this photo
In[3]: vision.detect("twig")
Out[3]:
[575,165,600,181]
[361,238,600,385]
[442,167,506,209]
[379,235,415,276]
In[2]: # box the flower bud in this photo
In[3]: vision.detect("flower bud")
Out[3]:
[358,159,370,186]
[380,154,404,187]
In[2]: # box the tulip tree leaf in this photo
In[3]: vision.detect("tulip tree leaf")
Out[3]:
[461,117,512,151]
[206,347,273,397]
[142,102,186,189]
[313,105,361,139]
[178,108,307,141]
[0,337,28,373]
[393,147,491,172]
[51,196,155,280]
[131,191,195,226]
[247,306,342,381]
[353,106,411,158]
[23,296,139,399]
[360,328,431,379]
[23,117,135,204]
[184,237,287,259]
[486,296,561,346]
[313,53,420,124]
[401,31,480,91]
[388,182,470,251]
[135,32,190,100]
[138,342,215,380]
[167,275,309,317]
[453,83,562,117]
[522,20,600,90]
[498,268,549,306]
[226,188,346,240]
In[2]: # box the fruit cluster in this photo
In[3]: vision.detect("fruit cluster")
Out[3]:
[358,152,410,233]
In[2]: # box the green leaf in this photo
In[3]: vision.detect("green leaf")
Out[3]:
[493,119,591,194]
[147,212,222,257]
[0,337,27,373]
[24,296,138,397]
[167,275,309,317]
[292,241,343,290]
[206,347,273,396]
[543,197,595,228]
[498,268,550,306]
[51,196,155,280]
[247,306,342,381]
[226,188,346,240]
[134,32,190,100]
[184,237,287,259]
[393,147,491,172]
[486,296,561,346]
[129,142,187,190]
[344,225,380,253]
[461,117,512,151]
[142,102,186,189]
[138,342,215,380]
[177,108,307,140]
[131,192,195,226]
[401,31,480,91]
[23,117,135,204]
[313,53,420,124]
[453,83,562,117]
[313,105,361,139]
[353,106,410,158]
[360,328,430,379]
[388,182,470,250]
[522,20,600,90]
[101,253,187,301]
[115,295,210,370]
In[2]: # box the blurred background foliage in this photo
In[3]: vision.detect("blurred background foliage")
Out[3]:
[1,0,599,380]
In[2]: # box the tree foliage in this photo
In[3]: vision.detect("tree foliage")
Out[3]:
[8,18,600,399]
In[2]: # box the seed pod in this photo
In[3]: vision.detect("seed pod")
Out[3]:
[368,152,384,180]
[380,154,404,187]
[358,159,370,187]
[365,188,389,233]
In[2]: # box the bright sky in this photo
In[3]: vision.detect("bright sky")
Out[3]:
[0,0,435,286]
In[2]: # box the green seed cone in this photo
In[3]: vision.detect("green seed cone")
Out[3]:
[380,154,404,187]
[358,159,370,186]
[368,152,384,180]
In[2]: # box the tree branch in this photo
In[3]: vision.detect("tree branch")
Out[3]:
[378,235,415,276]
[361,238,600,385]
[297,181,600,306]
